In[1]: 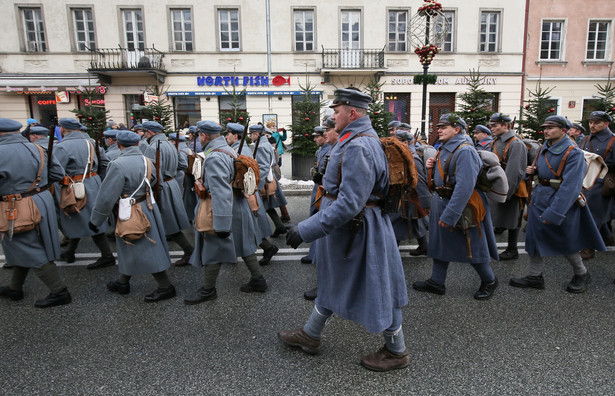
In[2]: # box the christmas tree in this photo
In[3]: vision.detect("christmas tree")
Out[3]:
[365,79,394,137]
[592,70,615,120]
[520,80,556,140]
[289,79,321,156]
[457,69,494,136]
[219,81,250,129]
[71,87,110,138]
[143,85,174,132]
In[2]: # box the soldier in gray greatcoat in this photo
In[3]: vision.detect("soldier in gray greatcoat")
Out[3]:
[180,130,199,223]
[0,118,72,308]
[413,113,499,300]
[184,121,267,304]
[168,132,189,194]
[89,131,176,302]
[104,129,121,161]
[489,113,528,260]
[134,124,149,154]
[281,89,410,372]
[579,111,615,259]
[473,125,493,151]
[28,125,51,150]
[142,121,193,266]
[225,123,278,266]
[81,125,109,179]
[249,125,288,237]
[55,118,115,270]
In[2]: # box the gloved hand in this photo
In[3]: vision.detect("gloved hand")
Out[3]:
[312,173,323,184]
[216,231,231,239]
[88,221,99,233]
[286,226,303,249]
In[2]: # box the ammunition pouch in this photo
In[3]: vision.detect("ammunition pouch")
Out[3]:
[434,185,454,199]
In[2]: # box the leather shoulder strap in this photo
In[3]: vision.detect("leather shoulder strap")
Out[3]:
[602,136,615,160]
[25,144,46,193]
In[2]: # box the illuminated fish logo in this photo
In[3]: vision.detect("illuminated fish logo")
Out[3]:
[272,76,291,86]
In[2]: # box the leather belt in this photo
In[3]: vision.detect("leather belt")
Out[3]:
[163,176,174,182]
[71,172,97,182]
[2,185,50,201]
[538,178,551,186]
[325,192,382,207]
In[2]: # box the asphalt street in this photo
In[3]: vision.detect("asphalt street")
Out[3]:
[2,191,615,395]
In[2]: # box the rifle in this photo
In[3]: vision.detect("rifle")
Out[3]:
[47,126,55,186]
[175,130,180,152]
[24,124,32,141]
[511,116,517,133]
[154,140,161,201]
[95,129,102,174]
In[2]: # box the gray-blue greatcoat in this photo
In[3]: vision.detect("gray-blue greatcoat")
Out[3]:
[190,136,238,266]
[309,143,332,216]
[0,133,64,267]
[106,143,121,161]
[138,136,149,154]
[253,135,287,209]
[475,136,493,151]
[525,137,605,256]
[579,127,615,229]
[231,141,272,241]
[489,130,528,229]
[428,134,499,263]
[298,116,408,333]
[179,142,198,222]
[90,146,172,275]
[143,134,190,235]
[34,137,50,151]
[55,131,109,238]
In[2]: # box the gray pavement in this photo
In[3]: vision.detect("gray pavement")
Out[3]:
[2,193,615,395]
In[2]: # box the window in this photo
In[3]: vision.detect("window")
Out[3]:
[388,10,408,52]
[540,20,564,60]
[174,97,200,127]
[72,8,95,51]
[384,93,410,123]
[21,7,46,52]
[437,11,455,52]
[122,9,144,51]
[587,20,610,60]
[294,10,314,52]
[171,9,193,52]
[479,11,499,52]
[219,9,240,51]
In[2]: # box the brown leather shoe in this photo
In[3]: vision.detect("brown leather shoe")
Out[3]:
[580,248,595,260]
[278,328,321,355]
[361,345,410,372]
[174,251,193,266]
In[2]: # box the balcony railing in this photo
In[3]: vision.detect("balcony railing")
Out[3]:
[88,46,166,72]
[321,47,385,69]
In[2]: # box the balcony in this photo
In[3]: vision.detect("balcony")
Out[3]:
[321,47,386,77]
[87,46,166,84]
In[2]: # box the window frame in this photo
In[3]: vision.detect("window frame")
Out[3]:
[292,8,316,52]
[168,7,194,52]
[386,9,409,53]
[18,5,47,52]
[120,8,145,51]
[70,7,96,52]
[438,9,456,53]
[539,19,566,61]
[217,7,241,52]
[586,19,612,61]
[478,10,501,53]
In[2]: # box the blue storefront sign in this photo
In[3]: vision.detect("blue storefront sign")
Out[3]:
[167,91,322,96]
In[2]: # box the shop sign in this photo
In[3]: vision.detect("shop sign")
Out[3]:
[167,90,321,96]
[37,99,56,106]
[84,98,105,106]
[390,77,498,85]
[55,91,70,103]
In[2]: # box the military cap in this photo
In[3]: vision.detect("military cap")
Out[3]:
[80,125,88,132]
[540,115,570,130]
[474,125,492,135]
[329,88,372,109]
[27,118,38,125]
[116,130,140,146]
[399,123,412,130]
[59,118,82,130]
[571,123,586,134]
[169,132,186,141]
[312,126,326,136]
[226,123,245,136]
[142,121,164,133]
[30,125,49,136]
[249,124,265,133]
[196,120,222,134]
[388,120,402,129]
[490,113,512,123]
[323,117,335,129]
[437,113,467,130]
[0,118,22,132]
[103,129,118,139]
[188,125,198,134]
[395,130,413,142]
[133,123,143,131]
[588,111,612,123]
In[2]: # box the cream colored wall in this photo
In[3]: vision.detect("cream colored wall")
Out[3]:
[0,94,30,123]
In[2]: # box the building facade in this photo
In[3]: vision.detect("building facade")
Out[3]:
[524,0,615,123]
[0,0,525,142]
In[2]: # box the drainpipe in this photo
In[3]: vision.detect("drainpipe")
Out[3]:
[266,0,272,112]
[520,0,530,130]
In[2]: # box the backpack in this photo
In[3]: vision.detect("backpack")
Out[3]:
[192,150,261,194]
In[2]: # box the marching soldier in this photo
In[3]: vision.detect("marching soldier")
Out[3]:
[510,116,605,292]
[142,121,194,266]
[134,124,149,154]
[224,123,279,266]
[473,125,493,151]
[104,129,121,161]
[568,123,586,146]
[168,132,189,194]
[579,111,615,259]
[89,131,176,302]
[184,121,267,304]
[55,118,115,269]
[282,88,410,372]
[489,113,528,260]
[28,125,51,149]
[0,118,72,308]
[413,114,499,300]
[388,120,401,136]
